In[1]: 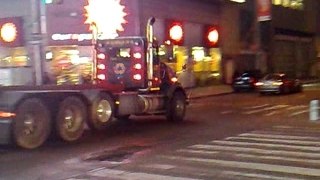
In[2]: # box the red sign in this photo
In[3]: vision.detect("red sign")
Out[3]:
[256,0,272,21]
[0,17,24,47]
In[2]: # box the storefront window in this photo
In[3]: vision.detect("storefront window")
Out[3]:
[272,0,304,10]
[0,47,29,67]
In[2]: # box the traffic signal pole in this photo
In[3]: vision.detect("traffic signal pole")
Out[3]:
[30,0,47,85]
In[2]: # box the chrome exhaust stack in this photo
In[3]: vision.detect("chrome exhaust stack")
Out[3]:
[146,17,155,89]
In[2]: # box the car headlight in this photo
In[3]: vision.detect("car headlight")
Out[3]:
[272,82,283,86]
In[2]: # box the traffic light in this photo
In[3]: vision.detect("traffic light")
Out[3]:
[0,17,24,47]
[203,25,219,48]
[166,20,184,46]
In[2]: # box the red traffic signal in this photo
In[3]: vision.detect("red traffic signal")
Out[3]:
[0,17,24,47]
[166,20,184,46]
[204,25,219,47]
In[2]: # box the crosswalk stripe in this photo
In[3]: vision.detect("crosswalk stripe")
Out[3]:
[273,125,320,132]
[225,136,320,146]
[223,170,304,180]
[190,144,320,158]
[162,156,320,177]
[87,168,200,180]
[210,140,320,151]
[178,149,320,165]
[239,132,320,141]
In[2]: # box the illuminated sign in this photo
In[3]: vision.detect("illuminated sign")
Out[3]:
[0,17,24,47]
[257,0,272,21]
[51,33,93,41]
[84,0,127,39]
[203,25,219,47]
[166,20,184,45]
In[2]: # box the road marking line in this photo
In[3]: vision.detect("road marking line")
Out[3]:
[239,132,320,141]
[243,105,289,114]
[273,125,320,131]
[144,164,176,170]
[224,170,304,180]
[243,104,270,110]
[289,110,309,117]
[264,111,278,116]
[210,140,320,151]
[162,156,320,177]
[178,149,219,155]
[189,144,320,158]
[286,105,308,110]
[225,136,320,146]
[179,148,320,164]
[235,153,320,165]
[87,168,200,180]
[221,110,233,114]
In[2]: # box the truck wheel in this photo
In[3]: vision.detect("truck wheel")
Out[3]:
[166,91,187,122]
[88,93,114,131]
[56,96,86,142]
[13,98,51,149]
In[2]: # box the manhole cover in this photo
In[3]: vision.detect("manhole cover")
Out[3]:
[84,145,150,163]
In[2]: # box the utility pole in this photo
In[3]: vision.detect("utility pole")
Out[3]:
[30,0,47,85]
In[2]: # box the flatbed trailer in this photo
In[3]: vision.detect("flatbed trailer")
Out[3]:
[0,81,187,149]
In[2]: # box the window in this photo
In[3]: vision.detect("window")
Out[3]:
[272,0,304,10]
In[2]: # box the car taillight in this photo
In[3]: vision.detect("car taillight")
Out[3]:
[272,81,283,86]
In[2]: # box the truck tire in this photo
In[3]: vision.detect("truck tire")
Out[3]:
[13,98,51,149]
[56,96,86,142]
[88,93,114,131]
[166,91,186,122]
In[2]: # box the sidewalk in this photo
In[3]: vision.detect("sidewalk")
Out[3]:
[186,78,320,99]
[186,84,233,99]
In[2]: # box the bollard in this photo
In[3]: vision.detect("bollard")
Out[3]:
[309,100,319,121]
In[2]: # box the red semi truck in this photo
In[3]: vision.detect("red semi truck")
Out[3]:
[0,17,188,149]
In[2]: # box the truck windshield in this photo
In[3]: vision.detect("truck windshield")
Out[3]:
[108,47,131,61]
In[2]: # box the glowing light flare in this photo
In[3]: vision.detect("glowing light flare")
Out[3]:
[133,63,142,70]
[133,52,142,59]
[208,29,219,44]
[133,74,142,80]
[169,24,183,41]
[97,53,106,59]
[97,64,106,70]
[97,74,106,80]
[1,23,17,42]
[84,0,127,38]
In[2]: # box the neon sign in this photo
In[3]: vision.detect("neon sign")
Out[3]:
[84,0,127,39]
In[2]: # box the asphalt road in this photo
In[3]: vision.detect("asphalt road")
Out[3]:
[1,89,320,180]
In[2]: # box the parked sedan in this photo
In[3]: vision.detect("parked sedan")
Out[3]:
[255,73,302,95]
[232,71,262,92]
